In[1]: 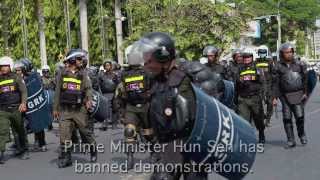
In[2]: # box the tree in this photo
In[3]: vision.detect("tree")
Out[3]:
[125,0,251,60]
[243,0,320,54]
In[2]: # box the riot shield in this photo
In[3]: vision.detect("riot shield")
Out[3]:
[221,80,235,109]
[307,69,317,96]
[185,85,257,179]
[25,72,52,133]
[87,90,109,122]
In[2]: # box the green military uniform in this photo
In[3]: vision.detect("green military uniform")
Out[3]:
[0,73,28,159]
[149,68,205,179]
[53,68,96,167]
[236,64,266,143]
[42,76,55,90]
[255,58,274,126]
[117,66,154,169]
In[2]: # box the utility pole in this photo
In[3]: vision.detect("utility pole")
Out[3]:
[115,0,124,65]
[277,0,282,61]
[35,0,48,67]
[79,0,89,65]
[63,0,71,50]
[21,0,28,57]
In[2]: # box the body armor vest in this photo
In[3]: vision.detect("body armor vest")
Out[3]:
[256,60,272,82]
[280,69,303,93]
[122,69,149,105]
[100,72,117,93]
[60,71,84,105]
[238,66,261,96]
[149,70,190,142]
[239,67,258,81]
[256,61,269,71]
[0,74,21,106]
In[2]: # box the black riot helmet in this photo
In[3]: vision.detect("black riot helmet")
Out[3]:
[257,49,268,55]
[88,66,99,77]
[103,60,112,67]
[232,49,242,59]
[13,60,27,74]
[242,50,254,65]
[140,32,176,63]
[19,57,33,72]
[203,46,219,56]
[279,43,295,54]
[279,43,295,60]
[65,48,88,65]
[257,48,268,59]
[103,60,113,71]
[279,43,294,53]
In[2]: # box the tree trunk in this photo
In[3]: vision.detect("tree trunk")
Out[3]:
[79,0,89,65]
[115,0,124,65]
[35,0,47,67]
[1,3,10,55]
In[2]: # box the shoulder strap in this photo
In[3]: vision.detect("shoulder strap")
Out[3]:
[168,69,186,87]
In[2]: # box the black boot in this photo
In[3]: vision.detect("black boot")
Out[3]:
[296,118,308,145]
[57,150,72,168]
[18,150,30,160]
[150,152,160,163]
[126,152,134,170]
[100,121,108,131]
[265,118,272,127]
[0,151,4,164]
[284,124,296,149]
[258,130,266,144]
[300,136,308,145]
[90,146,97,163]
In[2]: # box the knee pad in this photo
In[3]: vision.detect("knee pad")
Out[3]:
[294,105,304,119]
[142,128,154,142]
[282,108,292,120]
[296,116,304,125]
[124,124,137,142]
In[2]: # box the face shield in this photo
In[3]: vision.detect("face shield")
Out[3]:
[127,41,148,66]
[131,38,172,64]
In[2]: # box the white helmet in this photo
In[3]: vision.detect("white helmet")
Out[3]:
[42,64,50,71]
[0,56,14,71]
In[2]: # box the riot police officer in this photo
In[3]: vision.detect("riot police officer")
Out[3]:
[118,43,155,169]
[272,43,308,148]
[228,49,244,111]
[183,61,226,103]
[138,32,207,180]
[256,48,274,127]
[88,66,101,92]
[41,64,55,130]
[98,60,119,130]
[236,51,266,144]
[53,49,97,168]
[0,56,28,163]
[228,49,243,83]
[14,59,48,152]
[41,65,55,90]
[203,45,228,80]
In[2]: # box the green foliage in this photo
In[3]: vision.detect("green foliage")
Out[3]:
[245,0,320,54]
[125,0,251,60]
[0,0,116,68]
[1,0,319,65]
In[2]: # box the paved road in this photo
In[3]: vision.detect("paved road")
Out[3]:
[1,85,320,180]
